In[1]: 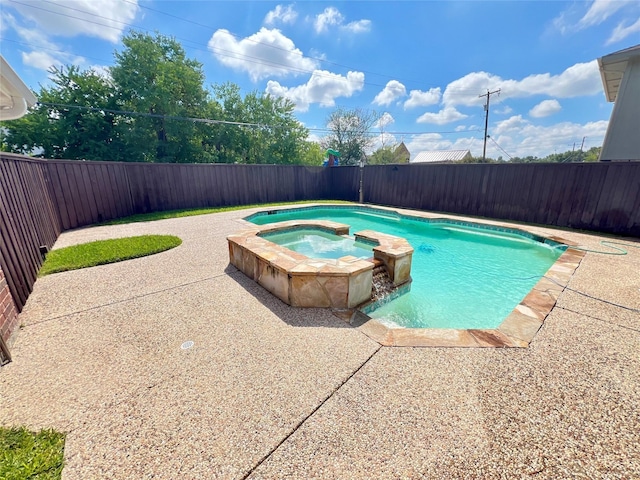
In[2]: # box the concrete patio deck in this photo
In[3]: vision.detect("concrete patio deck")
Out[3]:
[1,204,639,479]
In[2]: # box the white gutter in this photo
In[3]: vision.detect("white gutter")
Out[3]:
[0,55,37,121]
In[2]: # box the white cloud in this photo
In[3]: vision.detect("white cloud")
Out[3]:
[265,70,365,112]
[442,61,601,107]
[3,11,55,48]
[490,115,608,158]
[417,106,468,125]
[208,28,318,82]
[343,19,371,34]
[89,65,112,80]
[264,4,298,26]
[21,51,60,70]
[578,0,632,28]
[404,88,441,109]
[499,121,608,158]
[369,132,398,154]
[553,0,639,42]
[529,99,562,118]
[607,17,640,44]
[21,49,87,72]
[2,11,86,71]
[494,115,529,135]
[455,125,467,132]
[375,112,395,129]
[6,0,138,43]
[494,105,513,115]
[406,117,608,160]
[373,81,406,106]
[315,7,343,33]
[405,133,480,159]
[314,7,370,34]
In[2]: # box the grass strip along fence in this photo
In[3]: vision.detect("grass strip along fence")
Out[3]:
[39,235,182,276]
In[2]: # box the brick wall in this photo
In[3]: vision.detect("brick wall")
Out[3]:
[0,266,19,347]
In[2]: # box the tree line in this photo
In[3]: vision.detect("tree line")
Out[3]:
[459,146,602,164]
[0,32,323,165]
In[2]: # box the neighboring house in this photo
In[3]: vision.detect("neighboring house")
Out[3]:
[392,142,410,164]
[598,44,640,161]
[411,149,472,164]
[0,55,37,121]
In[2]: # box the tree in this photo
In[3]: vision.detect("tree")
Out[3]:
[322,108,379,166]
[369,142,411,165]
[369,146,397,165]
[0,65,125,160]
[202,83,309,164]
[110,31,209,163]
[297,141,325,166]
[508,146,602,163]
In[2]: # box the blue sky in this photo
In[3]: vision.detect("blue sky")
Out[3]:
[1,0,639,159]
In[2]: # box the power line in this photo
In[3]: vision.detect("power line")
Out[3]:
[488,136,512,159]
[479,89,500,161]
[36,102,478,137]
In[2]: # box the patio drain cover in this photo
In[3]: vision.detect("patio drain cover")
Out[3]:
[181,341,194,350]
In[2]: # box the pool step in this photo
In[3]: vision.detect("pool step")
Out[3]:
[371,264,397,302]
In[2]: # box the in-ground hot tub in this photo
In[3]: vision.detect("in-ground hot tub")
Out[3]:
[227,220,413,309]
[261,227,374,260]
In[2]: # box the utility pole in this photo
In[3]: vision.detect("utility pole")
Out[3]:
[479,89,500,161]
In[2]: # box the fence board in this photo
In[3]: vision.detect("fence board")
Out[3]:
[0,155,61,311]
[364,162,640,235]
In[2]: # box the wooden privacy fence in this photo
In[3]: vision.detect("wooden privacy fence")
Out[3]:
[362,162,640,236]
[0,154,61,311]
[45,161,332,231]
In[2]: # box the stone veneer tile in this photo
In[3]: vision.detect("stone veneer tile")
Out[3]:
[521,289,558,316]
[515,304,544,321]
[290,275,330,308]
[532,277,565,294]
[317,276,349,309]
[290,264,319,274]
[358,320,395,346]
[391,328,480,347]
[497,312,543,344]
[256,261,289,304]
[467,329,528,348]
[348,270,373,309]
[393,254,412,285]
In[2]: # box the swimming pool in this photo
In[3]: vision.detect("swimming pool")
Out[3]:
[247,206,566,330]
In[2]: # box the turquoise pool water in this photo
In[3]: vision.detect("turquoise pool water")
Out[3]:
[261,228,374,260]
[248,207,565,329]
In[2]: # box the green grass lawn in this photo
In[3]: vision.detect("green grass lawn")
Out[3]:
[0,427,65,480]
[39,235,182,276]
[100,200,353,226]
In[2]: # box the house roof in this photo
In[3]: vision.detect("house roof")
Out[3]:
[598,44,640,102]
[411,149,471,164]
[0,55,37,121]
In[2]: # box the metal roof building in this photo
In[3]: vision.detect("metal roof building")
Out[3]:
[411,149,472,164]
